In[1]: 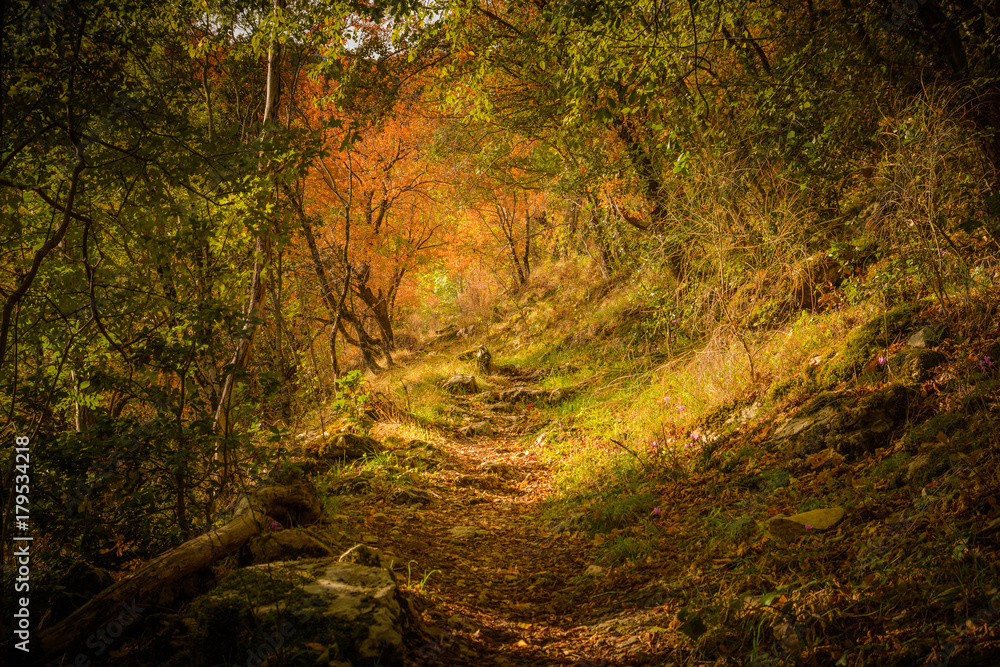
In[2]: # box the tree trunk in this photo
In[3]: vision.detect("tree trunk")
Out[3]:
[213,234,271,435]
[212,0,284,436]
[39,482,323,663]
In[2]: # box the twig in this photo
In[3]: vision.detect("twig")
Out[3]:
[609,438,648,471]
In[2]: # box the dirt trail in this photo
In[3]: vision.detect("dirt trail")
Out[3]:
[358,372,676,666]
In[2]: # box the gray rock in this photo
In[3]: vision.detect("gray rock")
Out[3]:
[330,473,372,495]
[339,544,401,570]
[248,528,334,564]
[315,433,382,462]
[888,348,945,382]
[443,374,478,394]
[178,559,408,666]
[769,384,918,460]
[449,525,487,539]
[390,444,441,469]
[546,511,587,534]
[499,386,548,403]
[771,406,837,442]
[906,325,946,349]
[906,453,932,479]
[459,421,493,437]
[389,487,435,506]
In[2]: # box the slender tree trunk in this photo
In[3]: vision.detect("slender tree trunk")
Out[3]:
[212,0,284,437]
[213,234,271,436]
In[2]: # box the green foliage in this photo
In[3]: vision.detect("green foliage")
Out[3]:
[331,370,372,432]
[819,303,923,387]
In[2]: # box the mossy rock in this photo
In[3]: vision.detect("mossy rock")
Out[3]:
[887,348,946,383]
[315,433,382,462]
[831,383,919,460]
[770,383,918,461]
[186,593,255,665]
[176,560,407,666]
[799,390,849,417]
[247,528,335,564]
[694,396,753,435]
[764,376,801,404]
[819,303,923,387]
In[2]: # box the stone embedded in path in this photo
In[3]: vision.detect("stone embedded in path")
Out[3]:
[459,421,493,437]
[443,374,478,394]
[339,544,401,571]
[499,386,549,403]
[449,525,488,539]
[766,507,845,541]
[389,487,435,506]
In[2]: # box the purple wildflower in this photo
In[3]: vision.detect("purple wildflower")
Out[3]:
[652,507,661,516]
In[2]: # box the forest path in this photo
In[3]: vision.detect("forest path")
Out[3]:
[359,369,676,666]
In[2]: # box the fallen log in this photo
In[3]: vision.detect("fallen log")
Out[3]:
[39,482,322,663]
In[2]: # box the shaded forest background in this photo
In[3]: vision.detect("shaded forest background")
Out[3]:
[2,0,1000,626]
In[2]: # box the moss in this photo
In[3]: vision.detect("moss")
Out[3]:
[819,302,923,387]
[960,378,1000,414]
[178,565,391,667]
[695,396,753,433]
[868,452,911,488]
[758,468,791,492]
[194,567,315,611]
[905,413,966,445]
[764,376,801,404]
[910,447,953,488]
[187,594,254,665]
[888,348,946,383]
[798,390,847,417]
[949,412,1000,451]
